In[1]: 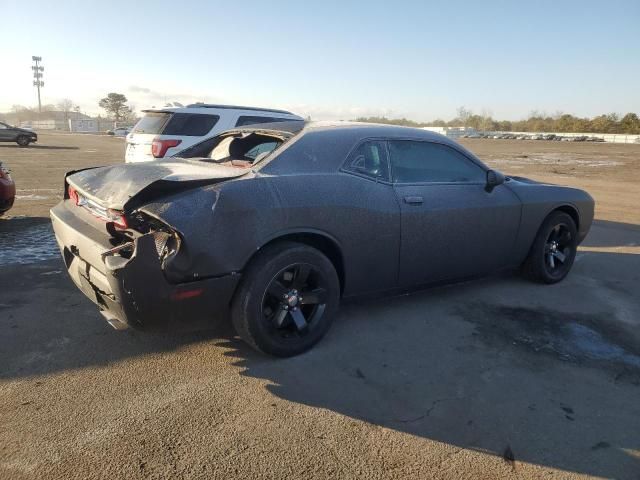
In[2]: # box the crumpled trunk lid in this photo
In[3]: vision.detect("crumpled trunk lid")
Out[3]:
[66,159,248,210]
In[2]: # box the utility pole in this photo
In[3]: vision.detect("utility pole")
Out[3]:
[31,56,44,113]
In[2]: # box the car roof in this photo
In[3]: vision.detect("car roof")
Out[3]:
[304,121,470,145]
[185,103,294,115]
[232,120,475,152]
[141,104,299,116]
[235,120,459,141]
[255,120,489,175]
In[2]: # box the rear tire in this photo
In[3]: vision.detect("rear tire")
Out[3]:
[16,135,31,147]
[522,211,578,284]
[231,241,340,357]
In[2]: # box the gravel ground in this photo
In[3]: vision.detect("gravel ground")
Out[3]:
[1,133,639,479]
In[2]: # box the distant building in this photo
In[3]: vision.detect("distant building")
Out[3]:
[20,119,68,130]
[422,126,476,138]
[68,118,115,133]
[18,112,115,132]
[18,110,94,131]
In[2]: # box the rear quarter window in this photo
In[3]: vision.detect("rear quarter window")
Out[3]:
[163,113,219,136]
[132,112,170,134]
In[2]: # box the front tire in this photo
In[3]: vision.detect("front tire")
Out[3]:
[522,211,578,284]
[16,135,31,147]
[231,242,340,357]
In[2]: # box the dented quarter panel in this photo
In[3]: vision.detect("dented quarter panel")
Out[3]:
[138,172,286,280]
[138,127,403,295]
[140,171,401,296]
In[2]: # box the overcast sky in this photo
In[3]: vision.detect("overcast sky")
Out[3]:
[1,0,639,121]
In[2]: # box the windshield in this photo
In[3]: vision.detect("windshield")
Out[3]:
[132,112,170,134]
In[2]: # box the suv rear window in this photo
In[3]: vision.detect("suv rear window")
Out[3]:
[163,113,219,136]
[133,112,219,136]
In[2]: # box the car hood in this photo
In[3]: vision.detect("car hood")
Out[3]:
[67,159,249,210]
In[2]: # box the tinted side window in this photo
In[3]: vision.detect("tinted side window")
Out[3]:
[235,116,288,127]
[245,142,279,160]
[388,141,485,183]
[344,141,390,181]
[163,113,219,136]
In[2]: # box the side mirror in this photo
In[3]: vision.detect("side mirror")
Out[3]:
[485,169,505,192]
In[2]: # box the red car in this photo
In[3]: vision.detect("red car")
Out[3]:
[0,162,15,216]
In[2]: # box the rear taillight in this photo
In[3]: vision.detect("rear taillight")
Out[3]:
[106,209,128,229]
[151,138,182,158]
[68,185,79,205]
[0,165,10,180]
[67,184,128,229]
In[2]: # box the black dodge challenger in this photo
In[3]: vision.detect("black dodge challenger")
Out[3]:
[51,122,594,356]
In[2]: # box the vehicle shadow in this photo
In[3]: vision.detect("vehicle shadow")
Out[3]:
[218,249,640,479]
[1,223,639,478]
[0,256,228,379]
[0,145,79,150]
[582,219,640,248]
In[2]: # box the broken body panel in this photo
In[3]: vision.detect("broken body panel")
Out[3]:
[51,197,239,330]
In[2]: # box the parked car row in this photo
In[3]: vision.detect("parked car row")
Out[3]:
[463,133,605,142]
[107,126,133,137]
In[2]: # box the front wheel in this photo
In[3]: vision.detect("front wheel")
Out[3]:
[231,242,340,357]
[16,135,31,147]
[522,211,578,284]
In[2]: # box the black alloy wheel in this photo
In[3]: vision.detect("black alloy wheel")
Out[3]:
[544,223,573,277]
[522,211,578,284]
[261,263,328,338]
[231,242,340,356]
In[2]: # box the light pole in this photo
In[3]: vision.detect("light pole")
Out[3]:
[31,56,44,113]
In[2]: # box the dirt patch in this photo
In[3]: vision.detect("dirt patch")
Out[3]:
[459,139,640,224]
[461,303,640,375]
[0,133,124,218]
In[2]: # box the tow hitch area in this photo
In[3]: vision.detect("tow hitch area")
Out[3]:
[51,199,241,331]
[100,310,130,330]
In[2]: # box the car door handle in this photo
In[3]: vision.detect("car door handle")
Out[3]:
[403,196,424,205]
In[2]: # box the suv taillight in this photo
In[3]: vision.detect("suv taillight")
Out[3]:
[151,138,182,158]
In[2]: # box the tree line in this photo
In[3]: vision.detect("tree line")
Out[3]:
[354,108,640,134]
[2,93,136,125]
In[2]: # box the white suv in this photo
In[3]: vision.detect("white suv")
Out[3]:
[125,104,304,163]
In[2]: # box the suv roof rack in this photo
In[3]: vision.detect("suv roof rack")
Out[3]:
[185,103,294,115]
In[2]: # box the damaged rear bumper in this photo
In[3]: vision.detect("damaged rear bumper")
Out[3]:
[50,202,240,330]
